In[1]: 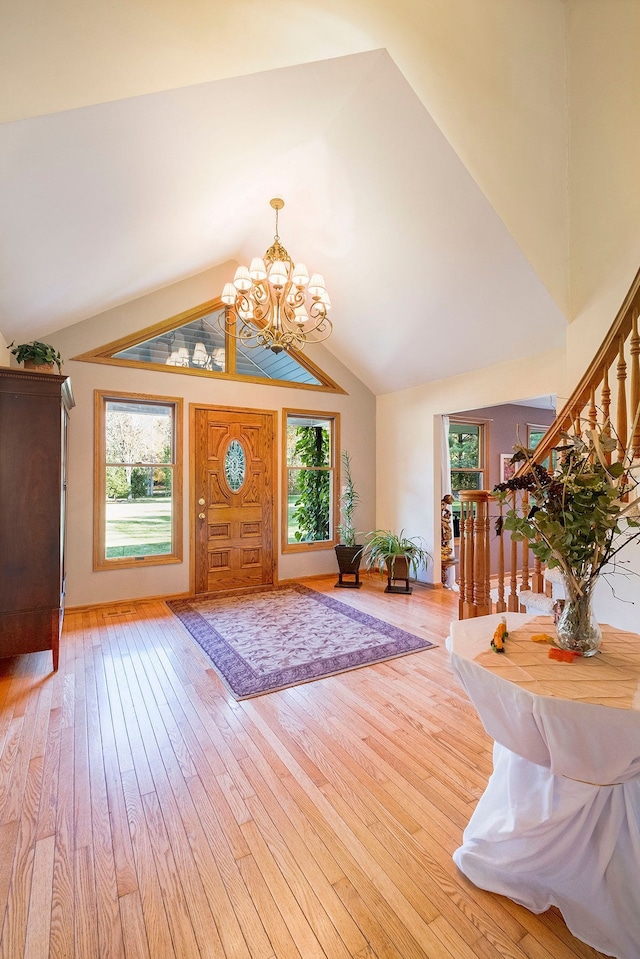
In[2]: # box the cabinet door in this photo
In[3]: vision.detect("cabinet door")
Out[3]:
[0,390,62,613]
[60,406,69,606]
[0,370,73,671]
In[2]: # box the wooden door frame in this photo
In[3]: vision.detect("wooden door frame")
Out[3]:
[189,403,279,595]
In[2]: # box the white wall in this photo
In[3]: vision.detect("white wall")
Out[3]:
[49,264,376,607]
[562,0,640,387]
[0,331,9,367]
[2,0,569,315]
[568,0,640,324]
[593,535,640,633]
[376,347,567,585]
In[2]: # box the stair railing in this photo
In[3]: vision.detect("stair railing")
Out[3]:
[458,267,640,619]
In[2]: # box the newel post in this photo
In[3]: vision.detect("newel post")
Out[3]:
[458,490,491,618]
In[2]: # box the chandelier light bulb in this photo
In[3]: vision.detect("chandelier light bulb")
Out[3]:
[221,282,236,305]
[268,260,288,286]
[233,266,252,291]
[308,273,326,296]
[249,257,267,280]
[292,263,310,286]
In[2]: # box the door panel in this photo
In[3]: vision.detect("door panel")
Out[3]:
[193,407,275,593]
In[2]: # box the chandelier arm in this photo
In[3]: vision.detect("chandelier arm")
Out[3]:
[221,303,280,344]
[279,300,297,327]
[297,316,333,344]
[307,299,327,319]
[300,302,332,335]
[219,306,259,344]
[252,302,270,324]
[220,305,332,350]
[252,282,268,305]
[283,285,306,310]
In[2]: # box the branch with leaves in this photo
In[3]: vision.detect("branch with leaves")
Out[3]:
[337,450,360,547]
[493,423,640,596]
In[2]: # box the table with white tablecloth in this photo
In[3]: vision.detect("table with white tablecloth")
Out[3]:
[448,612,640,959]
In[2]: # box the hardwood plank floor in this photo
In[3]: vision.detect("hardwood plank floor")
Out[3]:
[0,575,606,958]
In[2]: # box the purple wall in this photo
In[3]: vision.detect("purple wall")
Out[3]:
[454,402,555,489]
[451,403,556,576]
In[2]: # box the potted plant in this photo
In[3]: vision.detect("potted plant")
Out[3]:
[10,341,63,373]
[334,450,363,588]
[362,528,431,594]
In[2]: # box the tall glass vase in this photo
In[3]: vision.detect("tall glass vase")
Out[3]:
[556,573,602,657]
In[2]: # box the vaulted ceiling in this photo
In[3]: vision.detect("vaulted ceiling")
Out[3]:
[0,0,590,395]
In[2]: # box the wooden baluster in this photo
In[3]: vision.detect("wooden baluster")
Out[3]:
[508,491,520,612]
[601,366,612,464]
[460,494,476,618]
[484,498,492,614]
[589,385,597,433]
[458,499,466,619]
[495,497,506,613]
[573,401,583,436]
[474,495,490,616]
[519,492,530,612]
[484,493,493,613]
[617,333,628,462]
[465,500,476,617]
[532,556,544,594]
[630,311,640,458]
[459,491,492,618]
[471,494,484,617]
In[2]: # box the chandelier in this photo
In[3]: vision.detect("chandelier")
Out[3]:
[220,198,333,354]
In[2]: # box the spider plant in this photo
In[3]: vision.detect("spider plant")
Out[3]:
[362,528,431,579]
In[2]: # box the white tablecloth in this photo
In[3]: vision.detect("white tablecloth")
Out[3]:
[449,612,640,959]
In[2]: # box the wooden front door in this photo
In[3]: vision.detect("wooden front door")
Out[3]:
[192,407,276,593]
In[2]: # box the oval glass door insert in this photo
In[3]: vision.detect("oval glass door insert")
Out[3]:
[225,439,246,492]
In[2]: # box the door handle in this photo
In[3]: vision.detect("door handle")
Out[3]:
[198,512,206,520]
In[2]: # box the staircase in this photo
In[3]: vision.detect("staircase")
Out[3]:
[458,267,640,620]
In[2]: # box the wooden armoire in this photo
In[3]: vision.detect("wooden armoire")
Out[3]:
[0,367,74,670]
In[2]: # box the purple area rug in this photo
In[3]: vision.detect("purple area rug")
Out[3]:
[167,584,436,699]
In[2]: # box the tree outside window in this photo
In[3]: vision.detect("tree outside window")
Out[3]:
[283,411,338,549]
[527,424,555,470]
[448,421,485,535]
[527,426,547,450]
[95,392,182,569]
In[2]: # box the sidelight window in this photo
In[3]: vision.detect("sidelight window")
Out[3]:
[283,410,339,551]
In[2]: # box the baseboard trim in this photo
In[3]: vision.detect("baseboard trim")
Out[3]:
[67,575,442,613]
[67,591,192,615]
[277,573,336,585]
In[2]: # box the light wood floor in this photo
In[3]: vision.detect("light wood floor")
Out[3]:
[0,575,606,959]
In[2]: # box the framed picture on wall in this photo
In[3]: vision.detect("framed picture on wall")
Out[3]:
[500,453,516,483]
